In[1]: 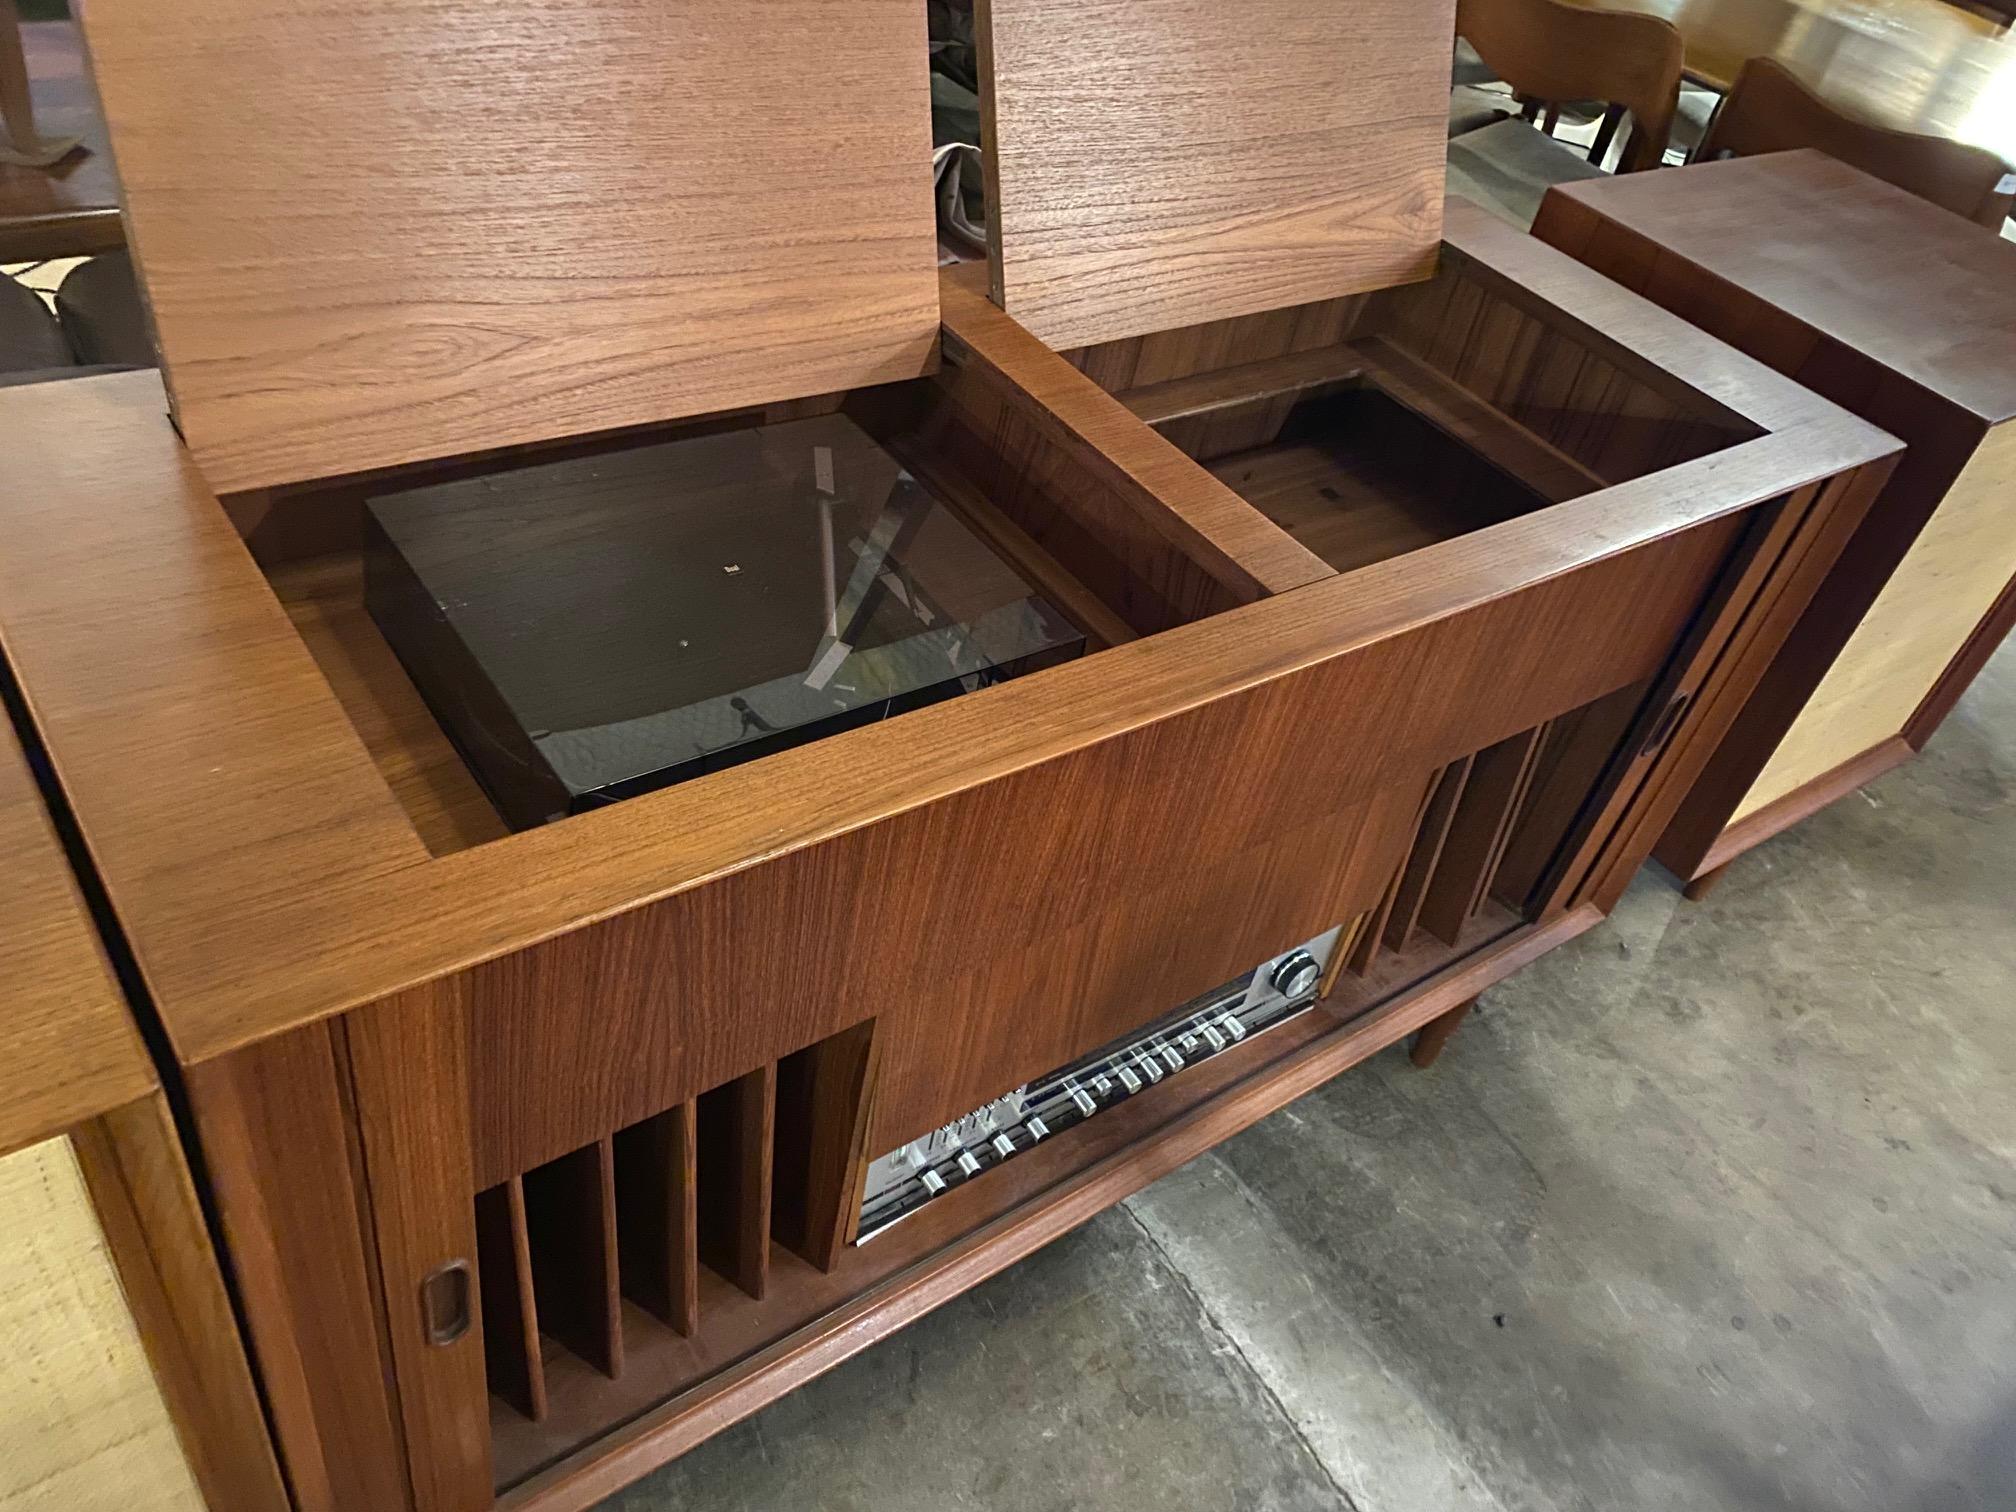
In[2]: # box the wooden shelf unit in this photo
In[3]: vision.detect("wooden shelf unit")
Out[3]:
[1534,152,2016,894]
[0,6,1904,1511]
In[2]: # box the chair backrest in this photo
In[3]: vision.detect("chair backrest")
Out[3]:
[1701,57,2014,229]
[1455,0,1682,172]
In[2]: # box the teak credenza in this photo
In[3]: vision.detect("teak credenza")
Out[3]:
[0,674,285,1512]
[1,3,1898,1509]
[1535,152,2016,896]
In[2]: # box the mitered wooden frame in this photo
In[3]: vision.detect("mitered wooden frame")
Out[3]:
[0,206,1895,1512]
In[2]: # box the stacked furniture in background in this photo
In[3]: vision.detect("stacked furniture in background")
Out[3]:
[1536,151,2016,897]
[1445,0,1683,226]
[0,4,1901,1509]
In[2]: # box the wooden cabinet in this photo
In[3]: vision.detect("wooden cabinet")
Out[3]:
[0,7,1897,1511]
[0,690,284,1512]
[1534,151,2016,895]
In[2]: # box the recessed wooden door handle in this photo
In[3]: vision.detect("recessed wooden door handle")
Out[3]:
[1640,692,1692,758]
[420,1258,472,1346]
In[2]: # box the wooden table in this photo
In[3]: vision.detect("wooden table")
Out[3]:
[1568,0,2016,163]
[0,21,122,261]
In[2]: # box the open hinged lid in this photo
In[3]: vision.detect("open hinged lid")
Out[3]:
[80,0,942,493]
[975,0,1455,349]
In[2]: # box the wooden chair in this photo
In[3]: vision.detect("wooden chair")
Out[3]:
[1455,0,1683,173]
[1449,0,1683,227]
[1699,57,2015,230]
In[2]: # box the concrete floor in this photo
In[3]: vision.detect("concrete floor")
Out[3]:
[598,639,2016,1512]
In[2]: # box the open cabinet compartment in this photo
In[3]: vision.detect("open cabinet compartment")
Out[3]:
[235,349,1321,860]
[1068,233,1763,572]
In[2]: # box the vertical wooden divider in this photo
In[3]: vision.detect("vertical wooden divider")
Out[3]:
[473,1178,545,1420]
[772,1021,882,1272]
[1381,754,1476,952]
[1492,680,1648,907]
[697,1065,776,1300]
[522,1140,623,1379]
[1350,774,1439,977]
[1477,722,1550,909]
[613,1102,700,1337]
[1417,726,1545,946]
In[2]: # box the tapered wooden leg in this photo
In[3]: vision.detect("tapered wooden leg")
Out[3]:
[1409,997,1477,1069]
[1681,862,1730,903]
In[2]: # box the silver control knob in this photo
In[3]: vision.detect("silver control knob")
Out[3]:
[1071,1087,1097,1117]
[1270,949,1323,1000]
[920,1169,947,1195]
[1026,1115,1050,1141]
[1117,1065,1142,1094]
[956,1150,982,1177]
[991,1133,1015,1158]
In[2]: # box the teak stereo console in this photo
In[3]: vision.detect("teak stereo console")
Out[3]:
[0,3,1899,1509]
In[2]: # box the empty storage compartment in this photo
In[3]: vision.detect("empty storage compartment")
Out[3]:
[1074,243,1766,578]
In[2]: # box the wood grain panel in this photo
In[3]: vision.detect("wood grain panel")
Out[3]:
[344,982,495,1510]
[183,1027,413,1512]
[1370,262,1743,485]
[1737,421,2016,818]
[935,271,1334,604]
[80,0,941,491]
[978,0,1449,348]
[0,1137,203,1512]
[72,1093,292,1512]
[0,376,431,1068]
[873,783,1425,1151]
[0,693,154,1159]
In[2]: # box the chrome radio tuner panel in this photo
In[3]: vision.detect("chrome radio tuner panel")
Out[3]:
[855,928,1342,1243]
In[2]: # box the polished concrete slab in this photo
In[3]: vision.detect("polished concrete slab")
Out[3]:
[599,638,2016,1511]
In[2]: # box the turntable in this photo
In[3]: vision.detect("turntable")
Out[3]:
[366,413,1086,829]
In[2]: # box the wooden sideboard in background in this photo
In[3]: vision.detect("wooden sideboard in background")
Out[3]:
[1536,151,2016,895]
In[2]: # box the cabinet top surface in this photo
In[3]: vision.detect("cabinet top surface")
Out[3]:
[0,706,155,1154]
[78,0,942,494]
[0,229,1894,1067]
[1550,153,2016,425]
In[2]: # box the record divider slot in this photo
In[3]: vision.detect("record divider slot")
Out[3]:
[697,1065,777,1301]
